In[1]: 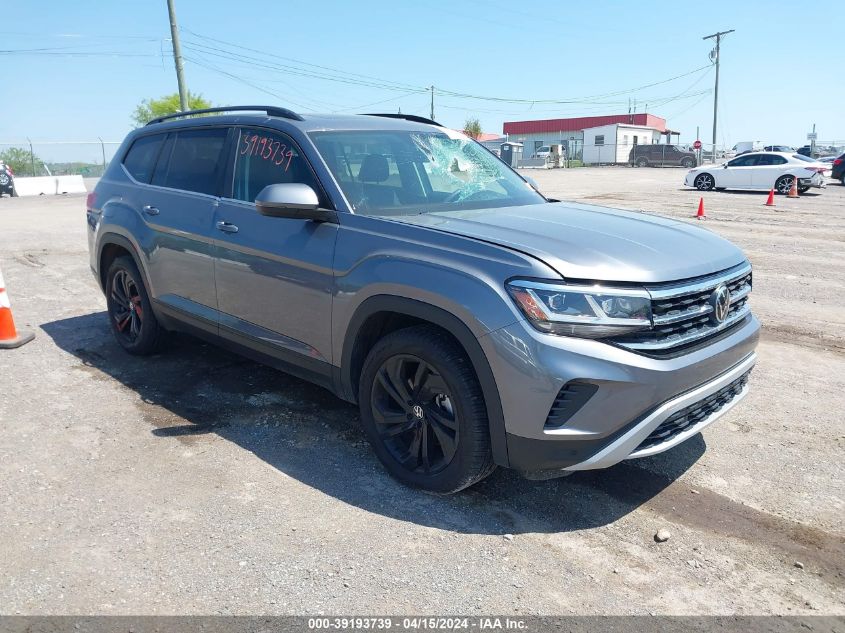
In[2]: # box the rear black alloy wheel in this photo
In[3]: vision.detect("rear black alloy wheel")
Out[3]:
[636,157,649,167]
[105,256,163,355]
[110,269,143,344]
[358,325,495,493]
[371,354,458,475]
[694,173,715,191]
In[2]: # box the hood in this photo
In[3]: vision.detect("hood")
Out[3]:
[392,202,746,283]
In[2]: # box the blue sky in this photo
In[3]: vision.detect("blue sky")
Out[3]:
[1,0,842,161]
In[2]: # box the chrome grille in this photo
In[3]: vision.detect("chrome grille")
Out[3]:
[633,369,751,453]
[614,263,752,353]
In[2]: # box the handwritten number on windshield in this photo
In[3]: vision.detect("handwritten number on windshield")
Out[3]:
[239,134,294,172]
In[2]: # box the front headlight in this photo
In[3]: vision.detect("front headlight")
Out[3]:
[506,280,652,338]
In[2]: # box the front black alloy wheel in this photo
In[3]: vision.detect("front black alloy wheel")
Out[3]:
[371,354,458,475]
[105,256,163,355]
[358,325,495,493]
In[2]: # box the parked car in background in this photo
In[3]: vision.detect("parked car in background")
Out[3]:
[533,145,551,159]
[830,153,845,185]
[685,151,828,194]
[86,105,759,492]
[763,145,794,153]
[630,144,696,167]
[0,162,16,197]
[797,145,822,159]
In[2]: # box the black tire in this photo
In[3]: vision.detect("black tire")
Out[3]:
[775,175,794,195]
[635,157,649,167]
[358,325,495,493]
[798,185,810,194]
[694,173,715,191]
[840,175,844,186]
[681,157,695,168]
[105,255,163,355]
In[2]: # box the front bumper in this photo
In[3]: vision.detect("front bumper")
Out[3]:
[481,312,760,472]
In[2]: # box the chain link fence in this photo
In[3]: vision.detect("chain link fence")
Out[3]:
[0,140,122,178]
[517,142,734,169]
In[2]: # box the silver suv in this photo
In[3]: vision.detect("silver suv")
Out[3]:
[87,106,759,493]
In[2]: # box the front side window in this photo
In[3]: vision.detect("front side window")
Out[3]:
[159,128,228,195]
[310,129,545,216]
[728,155,756,167]
[122,134,166,183]
[231,128,322,203]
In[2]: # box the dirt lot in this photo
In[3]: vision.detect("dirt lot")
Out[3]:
[0,168,843,616]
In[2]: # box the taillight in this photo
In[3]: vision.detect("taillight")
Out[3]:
[86,192,97,210]
[806,167,826,173]
[834,158,842,166]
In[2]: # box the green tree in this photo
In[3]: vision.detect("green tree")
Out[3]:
[462,118,482,140]
[131,92,212,127]
[0,147,44,176]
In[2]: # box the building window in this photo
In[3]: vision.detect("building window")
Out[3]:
[595,135,605,146]
[623,135,628,145]
[534,141,544,154]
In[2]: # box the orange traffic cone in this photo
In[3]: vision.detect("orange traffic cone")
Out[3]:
[765,189,775,207]
[787,177,799,198]
[695,197,706,220]
[0,267,35,349]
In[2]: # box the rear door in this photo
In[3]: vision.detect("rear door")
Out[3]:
[751,154,788,189]
[718,154,757,188]
[120,128,227,332]
[212,126,338,370]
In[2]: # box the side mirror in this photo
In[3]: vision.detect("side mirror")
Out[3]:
[723,164,729,168]
[255,183,335,222]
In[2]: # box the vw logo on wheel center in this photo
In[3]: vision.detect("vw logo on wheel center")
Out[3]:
[710,284,731,324]
[412,405,424,419]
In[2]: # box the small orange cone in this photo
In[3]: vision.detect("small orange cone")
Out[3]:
[0,266,35,349]
[787,176,799,198]
[765,189,775,207]
[695,197,706,220]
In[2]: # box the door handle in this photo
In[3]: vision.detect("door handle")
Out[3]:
[142,205,160,216]
[216,221,239,234]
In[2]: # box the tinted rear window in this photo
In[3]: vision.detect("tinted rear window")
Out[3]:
[159,128,228,195]
[122,134,165,183]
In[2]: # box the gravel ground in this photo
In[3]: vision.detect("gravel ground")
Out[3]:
[0,169,842,615]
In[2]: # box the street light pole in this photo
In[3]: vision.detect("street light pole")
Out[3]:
[166,0,189,112]
[703,29,734,162]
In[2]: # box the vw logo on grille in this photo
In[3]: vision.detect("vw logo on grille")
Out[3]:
[710,284,731,324]
[412,405,424,419]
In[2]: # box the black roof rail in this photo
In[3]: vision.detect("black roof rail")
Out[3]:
[146,105,304,126]
[362,113,442,127]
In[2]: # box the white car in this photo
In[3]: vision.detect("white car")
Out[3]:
[685,152,828,195]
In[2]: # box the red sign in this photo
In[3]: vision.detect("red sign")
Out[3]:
[693,140,702,150]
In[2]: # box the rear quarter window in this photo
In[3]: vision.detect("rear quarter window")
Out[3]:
[122,134,166,183]
[158,128,229,196]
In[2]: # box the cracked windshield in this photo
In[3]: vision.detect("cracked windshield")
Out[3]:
[310,129,546,215]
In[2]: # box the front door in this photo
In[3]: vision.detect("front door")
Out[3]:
[213,126,338,370]
[718,154,757,188]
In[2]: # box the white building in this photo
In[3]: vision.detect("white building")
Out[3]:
[581,123,662,165]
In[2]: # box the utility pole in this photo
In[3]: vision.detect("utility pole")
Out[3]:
[703,29,734,162]
[167,0,189,112]
[430,86,435,121]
